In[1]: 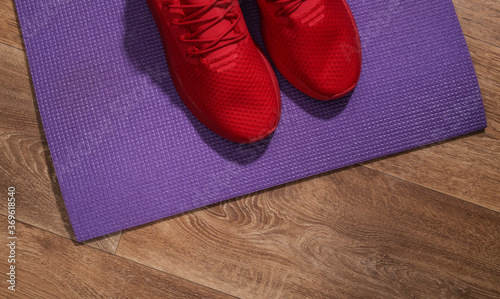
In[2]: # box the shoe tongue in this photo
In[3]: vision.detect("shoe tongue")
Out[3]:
[181,0,238,58]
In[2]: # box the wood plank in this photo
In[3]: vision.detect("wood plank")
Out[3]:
[453,0,500,47]
[0,0,22,50]
[116,166,500,298]
[0,216,233,298]
[0,42,122,253]
[363,38,500,212]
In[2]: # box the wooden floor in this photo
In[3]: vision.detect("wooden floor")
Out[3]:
[0,0,499,297]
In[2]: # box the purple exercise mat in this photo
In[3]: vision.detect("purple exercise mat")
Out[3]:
[15,0,486,241]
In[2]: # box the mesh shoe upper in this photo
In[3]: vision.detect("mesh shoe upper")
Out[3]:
[173,40,281,142]
[257,0,362,100]
[148,0,281,143]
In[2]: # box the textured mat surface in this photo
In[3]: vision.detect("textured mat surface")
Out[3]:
[15,0,486,241]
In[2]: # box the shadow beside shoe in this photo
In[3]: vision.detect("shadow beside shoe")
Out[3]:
[278,76,353,120]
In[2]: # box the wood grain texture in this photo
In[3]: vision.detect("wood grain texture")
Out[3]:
[0,0,499,297]
[0,42,122,253]
[363,37,500,212]
[0,0,22,49]
[453,0,500,47]
[116,166,500,298]
[0,216,233,299]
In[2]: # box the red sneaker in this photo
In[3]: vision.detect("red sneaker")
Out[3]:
[147,0,281,143]
[257,0,362,100]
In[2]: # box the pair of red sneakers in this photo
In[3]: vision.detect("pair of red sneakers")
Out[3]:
[147,0,362,143]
